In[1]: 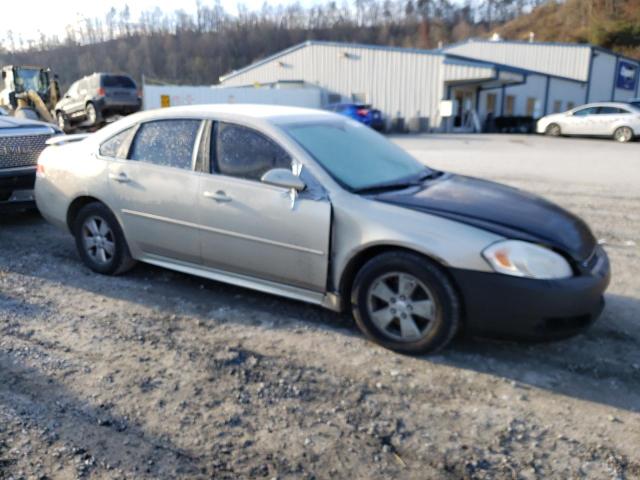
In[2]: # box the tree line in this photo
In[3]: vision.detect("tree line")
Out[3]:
[0,0,636,90]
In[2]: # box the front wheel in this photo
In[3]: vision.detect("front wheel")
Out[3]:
[56,111,69,132]
[545,123,561,137]
[351,252,460,354]
[72,202,135,275]
[613,126,634,143]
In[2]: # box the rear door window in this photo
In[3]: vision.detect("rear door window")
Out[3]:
[129,119,201,170]
[213,122,291,181]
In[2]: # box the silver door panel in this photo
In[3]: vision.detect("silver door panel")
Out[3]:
[107,160,201,263]
[198,175,331,292]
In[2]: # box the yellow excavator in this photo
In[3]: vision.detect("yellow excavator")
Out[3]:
[0,65,60,124]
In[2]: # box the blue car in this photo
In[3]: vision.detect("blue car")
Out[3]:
[327,103,385,131]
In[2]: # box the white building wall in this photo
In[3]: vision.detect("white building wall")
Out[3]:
[446,40,592,82]
[142,85,323,110]
[547,77,587,113]
[221,42,448,129]
[503,74,547,116]
[588,51,616,102]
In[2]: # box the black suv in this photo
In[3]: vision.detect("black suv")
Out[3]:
[55,73,141,131]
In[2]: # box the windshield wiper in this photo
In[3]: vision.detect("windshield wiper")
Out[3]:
[353,170,440,194]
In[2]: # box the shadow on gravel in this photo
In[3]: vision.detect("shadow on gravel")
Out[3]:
[2,214,640,414]
[436,293,640,412]
[0,353,201,478]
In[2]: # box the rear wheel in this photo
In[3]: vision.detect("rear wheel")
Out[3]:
[613,126,633,143]
[545,123,561,137]
[72,202,135,275]
[351,252,460,354]
[85,102,100,126]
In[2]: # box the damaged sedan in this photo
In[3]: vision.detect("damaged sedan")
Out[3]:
[34,105,610,353]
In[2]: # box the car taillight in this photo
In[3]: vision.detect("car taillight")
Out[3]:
[97,87,106,96]
[36,164,45,176]
[357,108,369,117]
[137,89,142,98]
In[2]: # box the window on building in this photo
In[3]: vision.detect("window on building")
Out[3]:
[129,119,201,170]
[505,95,515,116]
[526,97,537,117]
[351,93,367,103]
[567,102,575,111]
[553,100,562,113]
[327,93,341,104]
[486,93,497,114]
[214,122,291,181]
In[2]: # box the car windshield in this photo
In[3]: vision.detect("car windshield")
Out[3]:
[281,119,432,192]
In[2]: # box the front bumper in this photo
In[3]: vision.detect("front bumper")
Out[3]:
[450,249,611,340]
[0,166,36,210]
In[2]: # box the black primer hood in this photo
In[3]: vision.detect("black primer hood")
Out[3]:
[375,174,597,262]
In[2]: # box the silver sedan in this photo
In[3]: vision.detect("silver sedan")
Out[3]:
[537,102,640,142]
[35,105,610,353]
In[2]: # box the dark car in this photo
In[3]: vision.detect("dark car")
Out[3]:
[327,103,384,130]
[54,73,141,131]
[0,115,61,211]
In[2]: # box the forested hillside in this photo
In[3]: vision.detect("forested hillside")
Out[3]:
[0,0,637,89]
[498,0,640,58]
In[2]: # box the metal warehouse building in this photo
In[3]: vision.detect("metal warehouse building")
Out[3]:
[219,39,640,132]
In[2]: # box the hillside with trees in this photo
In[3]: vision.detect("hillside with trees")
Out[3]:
[0,0,637,89]
[497,0,640,58]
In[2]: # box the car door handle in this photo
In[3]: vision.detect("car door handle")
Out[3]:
[108,172,130,183]
[203,190,232,203]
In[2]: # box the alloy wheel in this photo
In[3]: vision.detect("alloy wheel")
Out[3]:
[366,272,438,342]
[81,215,115,265]
[87,104,97,124]
[614,127,632,143]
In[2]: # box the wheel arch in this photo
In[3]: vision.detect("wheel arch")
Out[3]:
[337,244,464,318]
[66,195,107,231]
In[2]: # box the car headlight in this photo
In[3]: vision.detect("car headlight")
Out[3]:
[482,240,573,279]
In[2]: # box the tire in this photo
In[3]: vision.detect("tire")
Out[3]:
[613,126,634,143]
[545,123,561,137]
[72,202,135,275]
[85,102,100,126]
[351,251,460,354]
[56,111,69,132]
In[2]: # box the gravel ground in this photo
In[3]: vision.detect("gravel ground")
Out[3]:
[1,134,639,479]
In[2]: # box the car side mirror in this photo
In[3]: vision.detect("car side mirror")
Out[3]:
[261,168,306,191]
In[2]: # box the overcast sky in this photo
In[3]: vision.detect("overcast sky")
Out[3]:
[1,0,326,47]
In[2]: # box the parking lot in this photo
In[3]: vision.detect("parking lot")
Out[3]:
[1,134,639,479]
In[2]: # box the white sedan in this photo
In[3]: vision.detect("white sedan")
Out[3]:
[537,102,640,142]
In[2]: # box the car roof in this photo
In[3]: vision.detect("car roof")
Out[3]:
[90,104,337,143]
[575,102,637,109]
[134,104,335,122]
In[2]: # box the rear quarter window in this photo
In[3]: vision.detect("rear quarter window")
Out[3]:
[99,127,135,158]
